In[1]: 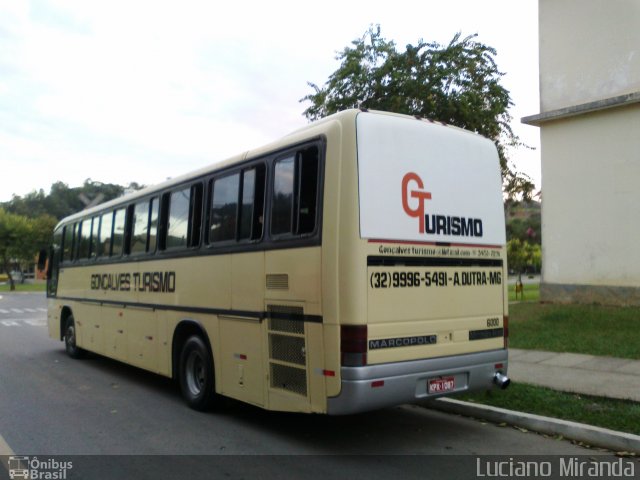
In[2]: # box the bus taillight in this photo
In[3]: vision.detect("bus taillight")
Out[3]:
[341,325,368,366]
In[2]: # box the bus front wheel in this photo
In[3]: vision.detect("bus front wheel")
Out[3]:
[179,335,220,411]
[64,315,85,359]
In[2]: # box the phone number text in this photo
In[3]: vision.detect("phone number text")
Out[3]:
[369,270,502,289]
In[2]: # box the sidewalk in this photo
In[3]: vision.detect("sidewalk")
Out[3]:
[508,348,640,402]
[426,348,640,453]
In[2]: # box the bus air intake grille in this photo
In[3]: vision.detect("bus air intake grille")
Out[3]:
[270,334,306,365]
[270,364,307,396]
[266,274,289,290]
[267,306,305,332]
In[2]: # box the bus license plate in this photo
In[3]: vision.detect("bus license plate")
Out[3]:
[428,376,455,394]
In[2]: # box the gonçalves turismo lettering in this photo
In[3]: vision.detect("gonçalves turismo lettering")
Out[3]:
[90,271,176,293]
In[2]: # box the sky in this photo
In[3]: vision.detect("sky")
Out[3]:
[0,0,541,202]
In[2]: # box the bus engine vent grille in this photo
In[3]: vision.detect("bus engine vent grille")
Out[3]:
[267,305,307,396]
[268,318,304,335]
[270,334,305,365]
[266,274,289,290]
[267,306,304,333]
[270,363,307,396]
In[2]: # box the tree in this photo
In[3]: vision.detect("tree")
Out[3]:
[301,25,534,200]
[2,179,128,220]
[0,209,31,290]
[507,238,541,283]
[0,209,56,290]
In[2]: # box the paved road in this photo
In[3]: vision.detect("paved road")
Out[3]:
[0,293,615,479]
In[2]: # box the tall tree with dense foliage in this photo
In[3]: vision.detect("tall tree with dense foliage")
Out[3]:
[0,209,57,290]
[301,26,534,199]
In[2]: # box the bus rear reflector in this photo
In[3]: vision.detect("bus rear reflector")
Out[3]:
[341,325,368,366]
[503,315,509,349]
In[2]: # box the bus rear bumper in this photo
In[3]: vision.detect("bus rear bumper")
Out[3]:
[327,349,508,415]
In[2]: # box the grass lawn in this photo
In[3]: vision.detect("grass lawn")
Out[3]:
[459,383,640,436]
[0,282,46,293]
[508,282,540,302]
[509,302,640,360]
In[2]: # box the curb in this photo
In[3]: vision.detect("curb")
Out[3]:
[424,398,640,454]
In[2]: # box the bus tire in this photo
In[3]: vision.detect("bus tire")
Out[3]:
[179,335,220,411]
[64,315,85,359]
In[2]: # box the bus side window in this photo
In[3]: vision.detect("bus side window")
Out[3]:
[272,156,295,235]
[271,145,319,237]
[189,183,204,248]
[163,184,203,250]
[99,211,113,257]
[62,224,73,263]
[148,198,159,252]
[90,216,100,259]
[210,165,265,244]
[131,200,151,255]
[48,227,63,296]
[210,173,239,243]
[239,165,265,241]
[77,219,91,259]
[297,146,319,234]
[112,208,127,257]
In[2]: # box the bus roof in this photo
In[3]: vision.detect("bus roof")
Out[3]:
[55,109,489,228]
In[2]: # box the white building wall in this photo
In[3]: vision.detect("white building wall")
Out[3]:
[539,0,640,111]
[529,0,640,304]
[541,104,640,288]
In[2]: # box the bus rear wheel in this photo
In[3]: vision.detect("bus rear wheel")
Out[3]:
[179,335,220,411]
[64,315,85,359]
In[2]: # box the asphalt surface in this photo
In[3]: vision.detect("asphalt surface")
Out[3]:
[0,292,619,479]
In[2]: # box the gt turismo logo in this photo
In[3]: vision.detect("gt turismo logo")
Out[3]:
[401,172,431,233]
[401,171,484,238]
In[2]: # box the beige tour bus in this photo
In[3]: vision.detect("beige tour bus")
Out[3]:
[46,109,510,414]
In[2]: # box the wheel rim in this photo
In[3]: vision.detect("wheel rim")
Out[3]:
[185,350,206,396]
[65,324,76,351]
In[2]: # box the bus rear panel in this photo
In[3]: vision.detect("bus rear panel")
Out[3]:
[328,111,508,414]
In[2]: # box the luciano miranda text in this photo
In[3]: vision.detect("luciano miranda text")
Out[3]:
[476,457,635,478]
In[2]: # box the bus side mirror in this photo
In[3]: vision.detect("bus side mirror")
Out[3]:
[37,249,47,271]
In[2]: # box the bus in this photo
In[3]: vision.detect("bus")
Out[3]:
[45,109,510,415]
